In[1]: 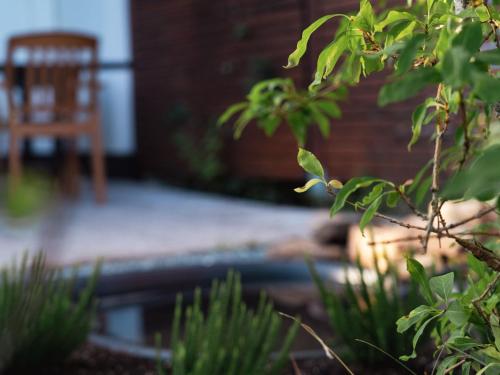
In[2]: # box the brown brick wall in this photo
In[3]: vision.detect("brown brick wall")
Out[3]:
[130,0,433,183]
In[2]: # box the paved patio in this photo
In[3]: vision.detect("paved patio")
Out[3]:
[0,181,321,266]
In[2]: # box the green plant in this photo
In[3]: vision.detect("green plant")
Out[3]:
[398,255,499,374]
[308,256,423,366]
[218,78,346,146]
[222,0,500,370]
[0,253,99,373]
[163,271,299,375]
[173,122,224,183]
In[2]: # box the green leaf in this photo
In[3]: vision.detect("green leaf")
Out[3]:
[415,175,432,206]
[288,111,309,146]
[427,0,436,13]
[436,355,460,375]
[429,272,454,304]
[309,103,331,137]
[408,98,435,150]
[375,10,415,32]
[234,109,254,138]
[330,176,378,216]
[311,35,348,88]
[407,258,434,305]
[452,22,482,54]
[297,148,324,179]
[259,115,281,137]
[385,191,400,207]
[491,314,500,351]
[476,363,500,375]
[396,305,435,333]
[361,183,385,206]
[441,144,500,200]
[353,0,375,32]
[359,195,382,234]
[400,313,440,361]
[294,178,325,193]
[316,100,341,118]
[396,34,425,75]
[378,67,441,106]
[461,362,471,375]
[472,73,500,104]
[475,49,500,66]
[285,14,340,69]
[217,102,248,126]
[441,46,473,89]
[445,300,470,326]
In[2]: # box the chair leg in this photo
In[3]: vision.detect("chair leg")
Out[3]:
[62,139,80,198]
[8,133,22,191]
[90,129,107,204]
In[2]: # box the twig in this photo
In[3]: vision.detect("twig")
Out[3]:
[471,273,500,327]
[279,313,355,375]
[367,235,425,246]
[424,85,448,252]
[327,191,430,232]
[485,5,500,49]
[443,206,496,231]
[396,186,428,220]
[290,356,303,375]
[458,91,470,170]
[443,358,466,374]
[355,339,417,375]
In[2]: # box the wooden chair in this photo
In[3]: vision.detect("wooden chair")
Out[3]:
[3,32,106,203]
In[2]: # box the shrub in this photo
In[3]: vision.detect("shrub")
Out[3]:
[222,0,500,371]
[0,253,99,373]
[163,270,299,375]
[308,256,423,366]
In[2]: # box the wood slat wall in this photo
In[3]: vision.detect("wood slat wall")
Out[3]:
[131,0,433,183]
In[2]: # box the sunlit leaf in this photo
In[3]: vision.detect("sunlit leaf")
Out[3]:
[330,176,378,216]
[359,195,382,234]
[407,258,434,304]
[285,14,341,69]
[297,148,324,178]
[294,178,325,193]
[375,10,415,32]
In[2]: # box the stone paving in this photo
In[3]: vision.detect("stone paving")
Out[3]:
[0,180,322,266]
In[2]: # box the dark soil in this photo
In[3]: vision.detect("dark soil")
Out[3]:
[37,343,157,375]
[31,343,423,375]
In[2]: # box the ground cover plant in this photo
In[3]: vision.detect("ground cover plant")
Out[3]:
[221,0,500,372]
[308,257,424,367]
[159,270,299,375]
[0,253,99,373]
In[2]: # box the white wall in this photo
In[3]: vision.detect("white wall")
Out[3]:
[0,0,136,156]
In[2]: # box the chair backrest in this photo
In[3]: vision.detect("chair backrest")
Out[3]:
[5,32,98,122]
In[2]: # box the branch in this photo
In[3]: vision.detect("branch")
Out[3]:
[453,237,500,272]
[443,206,496,231]
[471,273,500,329]
[457,91,470,170]
[396,186,428,220]
[424,85,448,252]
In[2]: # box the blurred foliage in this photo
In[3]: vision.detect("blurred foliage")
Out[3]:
[0,253,99,373]
[218,78,346,146]
[161,270,299,375]
[173,122,225,184]
[308,257,424,367]
[399,255,500,373]
[2,172,53,218]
